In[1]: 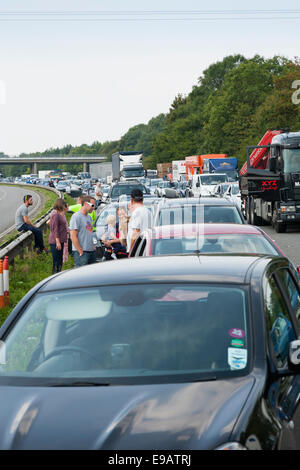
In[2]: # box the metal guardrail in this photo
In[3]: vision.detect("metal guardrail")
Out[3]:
[0,184,62,264]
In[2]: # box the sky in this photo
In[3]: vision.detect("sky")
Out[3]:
[0,0,300,156]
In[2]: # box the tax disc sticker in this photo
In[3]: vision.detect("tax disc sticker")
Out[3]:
[228,348,247,370]
[229,328,245,339]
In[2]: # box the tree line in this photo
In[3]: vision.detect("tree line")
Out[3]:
[1,54,300,175]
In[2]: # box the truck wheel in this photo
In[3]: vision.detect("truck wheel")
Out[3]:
[250,199,262,226]
[272,210,287,233]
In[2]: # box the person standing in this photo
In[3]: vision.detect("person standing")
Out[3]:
[95,182,103,208]
[127,189,152,255]
[69,195,97,267]
[48,198,69,274]
[15,194,47,254]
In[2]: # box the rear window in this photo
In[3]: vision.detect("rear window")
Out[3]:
[158,205,243,226]
[152,233,278,256]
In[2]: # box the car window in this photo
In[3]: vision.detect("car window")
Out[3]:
[276,268,300,324]
[158,205,243,226]
[264,275,297,368]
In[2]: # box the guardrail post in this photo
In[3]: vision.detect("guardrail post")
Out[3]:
[0,260,4,308]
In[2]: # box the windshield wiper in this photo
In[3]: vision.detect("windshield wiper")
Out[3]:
[191,376,217,382]
[48,381,111,387]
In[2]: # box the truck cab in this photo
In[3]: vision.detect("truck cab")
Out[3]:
[240,130,300,232]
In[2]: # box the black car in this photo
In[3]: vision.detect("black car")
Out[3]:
[1,255,300,449]
[107,182,150,202]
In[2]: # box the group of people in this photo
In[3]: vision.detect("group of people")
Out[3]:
[14,187,151,274]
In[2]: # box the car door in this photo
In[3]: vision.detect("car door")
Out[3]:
[264,267,300,449]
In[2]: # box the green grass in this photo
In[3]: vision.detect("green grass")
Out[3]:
[0,193,76,326]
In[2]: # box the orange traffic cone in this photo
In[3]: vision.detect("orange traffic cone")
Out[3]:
[3,257,9,306]
[0,260,4,309]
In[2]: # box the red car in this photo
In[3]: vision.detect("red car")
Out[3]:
[130,224,299,275]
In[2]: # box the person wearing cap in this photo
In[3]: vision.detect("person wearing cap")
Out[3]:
[127,188,152,255]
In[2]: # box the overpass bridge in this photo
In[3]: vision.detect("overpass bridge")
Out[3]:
[0,155,107,174]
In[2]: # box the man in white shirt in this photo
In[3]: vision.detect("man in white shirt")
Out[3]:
[128,188,152,254]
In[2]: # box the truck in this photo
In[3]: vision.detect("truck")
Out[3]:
[90,162,112,180]
[112,151,144,182]
[38,170,51,179]
[240,129,300,233]
[172,160,186,182]
[202,157,239,181]
[185,154,228,180]
[157,162,172,179]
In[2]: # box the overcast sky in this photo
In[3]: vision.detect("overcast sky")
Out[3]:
[0,0,300,155]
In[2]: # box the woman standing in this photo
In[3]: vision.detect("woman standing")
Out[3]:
[49,198,69,274]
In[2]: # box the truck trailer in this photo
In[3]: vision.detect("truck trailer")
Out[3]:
[240,129,300,232]
[172,160,186,182]
[185,154,228,180]
[202,157,238,181]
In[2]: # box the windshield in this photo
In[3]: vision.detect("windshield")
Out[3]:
[231,184,240,195]
[200,174,228,185]
[111,184,146,198]
[282,149,300,173]
[157,205,243,225]
[0,284,250,385]
[152,233,278,256]
[122,169,144,178]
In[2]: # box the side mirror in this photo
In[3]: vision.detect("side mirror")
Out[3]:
[196,181,200,188]
[288,339,300,370]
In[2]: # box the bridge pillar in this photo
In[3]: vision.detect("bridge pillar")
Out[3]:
[83,162,87,173]
[32,162,38,175]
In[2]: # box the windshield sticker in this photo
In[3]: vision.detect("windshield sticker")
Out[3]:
[231,339,245,348]
[229,328,245,339]
[228,348,247,370]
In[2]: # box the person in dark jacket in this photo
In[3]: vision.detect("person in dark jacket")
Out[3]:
[48,198,69,273]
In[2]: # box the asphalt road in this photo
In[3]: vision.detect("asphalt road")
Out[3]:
[261,223,300,268]
[0,185,42,238]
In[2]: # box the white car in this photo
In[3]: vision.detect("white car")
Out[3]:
[191,173,229,197]
[224,182,241,210]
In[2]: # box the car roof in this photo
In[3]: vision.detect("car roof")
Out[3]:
[145,223,267,239]
[39,254,279,292]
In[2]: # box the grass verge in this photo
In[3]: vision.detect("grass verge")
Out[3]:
[0,193,76,326]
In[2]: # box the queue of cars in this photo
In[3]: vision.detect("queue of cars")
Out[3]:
[2,174,300,450]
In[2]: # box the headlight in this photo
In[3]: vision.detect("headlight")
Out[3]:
[215,442,247,450]
[281,205,296,212]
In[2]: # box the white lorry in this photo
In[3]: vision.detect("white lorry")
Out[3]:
[172,160,186,182]
[112,152,144,181]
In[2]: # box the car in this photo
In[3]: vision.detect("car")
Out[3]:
[154,181,179,197]
[95,199,158,243]
[190,173,229,197]
[106,182,150,203]
[153,197,245,227]
[56,181,68,192]
[224,182,242,210]
[1,254,300,449]
[212,182,232,197]
[130,223,296,261]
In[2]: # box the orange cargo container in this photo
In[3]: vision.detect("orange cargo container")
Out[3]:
[185,154,228,180]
